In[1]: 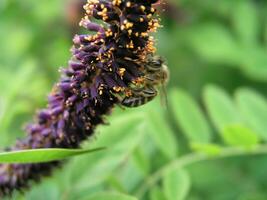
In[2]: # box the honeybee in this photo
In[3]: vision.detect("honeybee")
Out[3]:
[121,55,169,107]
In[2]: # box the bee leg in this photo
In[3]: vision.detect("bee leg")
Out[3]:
[113,93,126,110]
[117,103,126,110]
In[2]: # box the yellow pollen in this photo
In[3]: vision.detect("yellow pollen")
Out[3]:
[105,29,113,37]
[141,32,148,37]
[113,86,124,92]
[125,89,133,97]
[125,22,133,29]
[147,14,152,19]
[140,5,146,11]
[126,2,131,7]
[121,25,125,30]
[128,30,133,35]
[118,68,126,77]
[132,77,145,86]
[126,41,134,49]
[112,0,122,6]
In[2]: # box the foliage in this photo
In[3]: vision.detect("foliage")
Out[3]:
[0,147,105,164]
[1,0,267,199]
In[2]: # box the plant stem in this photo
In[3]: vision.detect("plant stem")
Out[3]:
[136,145,267,198]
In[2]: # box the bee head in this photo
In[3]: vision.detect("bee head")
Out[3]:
[146,55,164,71]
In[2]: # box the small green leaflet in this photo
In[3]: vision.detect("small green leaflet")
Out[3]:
[170,88,212,143]
[149,186,168,200]
[222,124,259,148]
[163,168,191,200]
[235,88,267,141]
[203,85,241,132]
[0,147,106,164]
[146,108,178,159]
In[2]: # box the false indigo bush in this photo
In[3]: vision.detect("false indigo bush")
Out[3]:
[0,0,160,196]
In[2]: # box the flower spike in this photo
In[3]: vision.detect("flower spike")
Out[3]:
[0,0,163,196]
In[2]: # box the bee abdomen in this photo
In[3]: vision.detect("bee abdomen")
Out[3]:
[121,90,157,108]
[122,96,155,107]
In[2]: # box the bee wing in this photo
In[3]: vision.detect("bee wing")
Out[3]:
[159,84,168,107]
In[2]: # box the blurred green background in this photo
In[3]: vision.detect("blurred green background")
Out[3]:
[1,0,267,199]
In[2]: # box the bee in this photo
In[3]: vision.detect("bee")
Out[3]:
[121,55,169,108]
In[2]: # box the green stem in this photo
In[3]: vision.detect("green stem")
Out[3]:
[136,145,267,198]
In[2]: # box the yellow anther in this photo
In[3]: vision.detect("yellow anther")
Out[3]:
[112,0,122,6]
[126,2,131,7]
[141,32,148,37]
[132,77,145,86]
[147,14,152,19]
[105,29,113,37]
[113,86,124,92]
[125,89,133,97]
[140,5,146,11]
[126,40,134,49]
[118,68,126,77]
[126,22,133,29]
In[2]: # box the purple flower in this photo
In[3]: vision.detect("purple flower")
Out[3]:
[0,0,161,196]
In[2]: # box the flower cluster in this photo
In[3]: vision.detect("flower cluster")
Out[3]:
[0,0,161,196]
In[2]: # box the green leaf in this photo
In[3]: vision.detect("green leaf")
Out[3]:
[0,147,105,164]
[187,23,241,65]
[163,168,191,200]
[235,88,267,140]
[79,192,138,200]
[149,186,167,200]
[132,148,150,176]
[190,143,222,156]
[232,1,259,46]
[106,176,126,193]
[170,89,212,143]
[26,180,60,200]
[241,47,267,82]
[203,85,241,133]
[119,158,144,192]
[147,107,178,159]
[222,124,259,148]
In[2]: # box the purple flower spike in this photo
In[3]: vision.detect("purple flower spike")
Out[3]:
[0,0,161,196]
